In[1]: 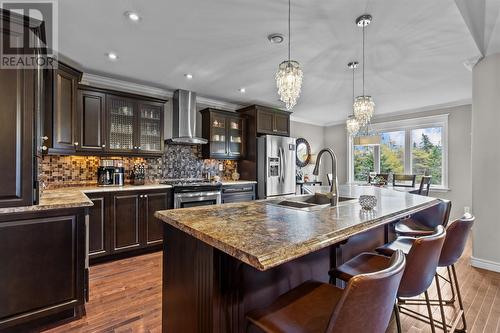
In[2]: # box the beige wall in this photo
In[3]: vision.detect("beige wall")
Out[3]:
[324,104,472,220]
[471,53,500,272]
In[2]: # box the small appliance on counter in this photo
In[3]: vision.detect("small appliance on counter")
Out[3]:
[131,163,146,185]
[97,159,125,186]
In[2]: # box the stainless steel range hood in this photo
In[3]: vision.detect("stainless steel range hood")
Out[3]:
[167,89,207,144]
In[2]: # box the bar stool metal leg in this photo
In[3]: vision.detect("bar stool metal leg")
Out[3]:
[452,264,467,333]
[394,302,402,333]
[424,291,436,333]
[447,266,456,303]
[435,274,448,332]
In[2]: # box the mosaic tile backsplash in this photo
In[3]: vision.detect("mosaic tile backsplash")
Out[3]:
[41,144,238,188]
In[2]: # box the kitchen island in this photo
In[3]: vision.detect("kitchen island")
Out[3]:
[155,185,441,333]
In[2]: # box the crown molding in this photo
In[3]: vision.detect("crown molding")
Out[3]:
[289,115,325,127]
[80,73,242,111]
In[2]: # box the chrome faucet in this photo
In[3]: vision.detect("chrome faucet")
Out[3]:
[312,148,338,206]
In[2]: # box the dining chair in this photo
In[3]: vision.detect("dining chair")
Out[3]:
[393,174,416,188]
[412,175,432,196]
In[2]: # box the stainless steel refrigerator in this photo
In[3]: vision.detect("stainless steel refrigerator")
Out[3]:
[257,135,296,199]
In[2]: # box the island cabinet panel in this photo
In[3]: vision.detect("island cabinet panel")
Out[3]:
[0,208,86,330]
[77,89,106,152]
[111,194,141,251]
[221,184,255,204]
[45,62,82,154]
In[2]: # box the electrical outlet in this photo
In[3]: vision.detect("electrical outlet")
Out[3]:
[218,163,224,172]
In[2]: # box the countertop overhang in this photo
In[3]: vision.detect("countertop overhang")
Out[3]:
[155,185,439,271]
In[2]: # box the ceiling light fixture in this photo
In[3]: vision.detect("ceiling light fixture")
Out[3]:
[239,88,246,93]
[107,52,118,60]
[125,11,140,21]
[346,61,360,136]
[275,0,303,111]
[184,73,193,79]
[353,14,375,126]
[268,33,284,44]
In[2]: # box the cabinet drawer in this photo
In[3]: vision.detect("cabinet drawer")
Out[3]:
[222,192,255,204]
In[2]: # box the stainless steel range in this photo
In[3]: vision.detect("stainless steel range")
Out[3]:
[161,179,222,209]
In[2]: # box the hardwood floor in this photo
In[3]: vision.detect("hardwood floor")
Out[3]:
[43,239,499,333]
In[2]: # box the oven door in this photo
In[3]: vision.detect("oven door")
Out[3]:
[174,191,221,209]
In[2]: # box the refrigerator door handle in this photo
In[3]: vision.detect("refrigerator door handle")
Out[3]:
[281,147,286,183]
[277,147,282,183]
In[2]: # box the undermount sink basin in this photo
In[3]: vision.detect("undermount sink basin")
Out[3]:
[266,193,357,211]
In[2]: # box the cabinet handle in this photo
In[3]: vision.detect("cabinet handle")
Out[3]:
[42,145,47,151]
[102,144,106,148]
[138,146,142,150]
[42,136,48,141]
[74,142,79,146]
[144,195,148,198]
[134,146,138,149]
[139,195,143,198]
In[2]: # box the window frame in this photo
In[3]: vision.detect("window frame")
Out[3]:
[348,114,449,190]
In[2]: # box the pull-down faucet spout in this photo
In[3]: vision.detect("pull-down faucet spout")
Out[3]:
[312,148,338,206]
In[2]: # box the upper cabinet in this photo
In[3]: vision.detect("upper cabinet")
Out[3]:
[238,105,290,137]
[200,108,244,160]
[44,74,166,157]
[44,61,82,154]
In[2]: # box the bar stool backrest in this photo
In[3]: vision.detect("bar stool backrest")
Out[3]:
[439,215,475,267]
[398,226,446,298]
[409,199,451,229]
[326,251,406,333]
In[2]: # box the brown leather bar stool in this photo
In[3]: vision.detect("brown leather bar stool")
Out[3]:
[394,199,451,237]
[330,226,446,333]
[376,215,475,333]
[246,251,405,333]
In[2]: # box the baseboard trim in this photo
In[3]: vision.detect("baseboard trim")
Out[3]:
[470,256,500,273]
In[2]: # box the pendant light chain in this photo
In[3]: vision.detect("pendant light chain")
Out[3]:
[362,24,365,96]
[288,0,291,62]
[352,64,355,102]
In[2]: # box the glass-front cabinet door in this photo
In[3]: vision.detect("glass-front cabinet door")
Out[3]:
[107,95,136,153]
[209,113,228,158]
[138,101,164,153]
[227,116,243,158]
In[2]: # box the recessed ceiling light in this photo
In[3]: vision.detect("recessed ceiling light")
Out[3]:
[125,11,140,21]
[107,52,118,60]
[239,88,246,93]
[268,33,285,44]
[184,73,193,79]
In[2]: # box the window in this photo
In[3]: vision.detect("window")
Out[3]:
[348,114,448,189]
[353,145,375,181]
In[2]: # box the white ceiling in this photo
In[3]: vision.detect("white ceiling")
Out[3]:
[59,0,482,125]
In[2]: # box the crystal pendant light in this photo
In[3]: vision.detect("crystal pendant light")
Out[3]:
[276,0,303,111]
[346,61,360,136]
[353,14,375,126]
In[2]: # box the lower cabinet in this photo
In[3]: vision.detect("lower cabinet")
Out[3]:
[221,184,256,204]
[87,189,170,261]
[0,207,86,330]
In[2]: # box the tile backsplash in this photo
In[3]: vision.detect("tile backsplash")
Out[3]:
[41,144,239,189]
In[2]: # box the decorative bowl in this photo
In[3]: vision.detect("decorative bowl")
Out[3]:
[359,195,377,210]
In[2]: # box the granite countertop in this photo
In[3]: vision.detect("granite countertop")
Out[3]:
[220,180,257,185]
[0,184,173,215]
[155,185,439,271]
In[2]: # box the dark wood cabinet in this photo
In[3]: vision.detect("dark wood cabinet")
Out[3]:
[143,192,168,245]
[201,108,244,160]
[88,188,170,263]
[77,89,106,153]
[238,104,291,137]
[87,193,110,259]
[111,193,141,252]
[221,184,256,203]
[0,11,42,208]
[106,94,137,154]
[0,207,86,330]
[137,100,165,154]
[45,62,82,154]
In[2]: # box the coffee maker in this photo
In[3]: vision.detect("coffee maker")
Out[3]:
[97,160,125,186]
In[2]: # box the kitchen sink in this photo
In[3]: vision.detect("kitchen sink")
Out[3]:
[266,193,357,211]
